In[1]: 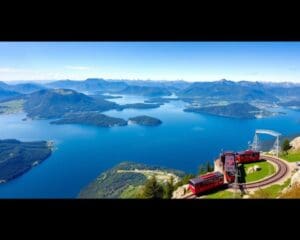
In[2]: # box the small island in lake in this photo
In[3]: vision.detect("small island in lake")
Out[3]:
[0,139,52,183]
[50,112,128,127]
[128,115,162,126]
[120,103,161,110]
[144,97,181,104]
[144,98,171,104]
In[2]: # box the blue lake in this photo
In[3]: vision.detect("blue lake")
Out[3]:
[0,96,300,198]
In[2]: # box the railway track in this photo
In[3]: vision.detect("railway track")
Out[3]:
[182,155,289,198]
[182,193,196,199]
[230,155,289,189]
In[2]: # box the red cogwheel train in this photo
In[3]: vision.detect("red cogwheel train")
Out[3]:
[188,171,224,195]
[188,149,260,195]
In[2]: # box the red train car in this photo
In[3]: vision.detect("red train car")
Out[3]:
[221,152,236,183]
[235,150,260,164]
[224,153,236,183]
[188,171,224,195]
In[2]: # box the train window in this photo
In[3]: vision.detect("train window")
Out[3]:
[200,181,207,186]
[196,181,202,186]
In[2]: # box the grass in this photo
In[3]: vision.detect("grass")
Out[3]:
[205,177,291,199]
[250,178,291,198]
[120,185,144,199]
[280,151,300,162]
[243,161,276,183]
[116,169,180,184]
[204,189,241,199]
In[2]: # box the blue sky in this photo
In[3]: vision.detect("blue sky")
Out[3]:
[0,42,300,82]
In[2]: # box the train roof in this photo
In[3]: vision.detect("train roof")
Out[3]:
[221,151,235,156]
[189,172,223,185]
[237,149,259,155]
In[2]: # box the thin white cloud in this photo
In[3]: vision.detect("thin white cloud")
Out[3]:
[65,65,90,70]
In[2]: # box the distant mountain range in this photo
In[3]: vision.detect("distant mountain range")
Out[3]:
[261,84,300,100]
[46,78,127,93]
[43,78,300,101]
[46,78,173,97]
[0,81,46,101]
[178,79,279,102]
[1,78,300,119]
[118,85,171,97]
[0,87,20,101]
[122,79,191,92]
[0,81,45,94]
[1,78,300,101]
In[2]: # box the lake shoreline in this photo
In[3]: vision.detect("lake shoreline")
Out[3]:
[0,139,53,184]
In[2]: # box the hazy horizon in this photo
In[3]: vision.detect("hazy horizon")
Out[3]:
[1,42,300,82]
[2,78,300,85]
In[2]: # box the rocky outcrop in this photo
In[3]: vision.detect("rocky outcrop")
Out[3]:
[172,184,189,199]
[290,136,300,151]
[247,165,261,174]
[280,170,300,196]
[291,170,300,186]
[214,159,223,173]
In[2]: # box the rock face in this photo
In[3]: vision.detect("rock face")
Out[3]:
[290,136,300,151]
[172,184,189,199]
[247,165,261,174]
[243,195,250,199]
[214,159,223,173]
[291,170,300,186]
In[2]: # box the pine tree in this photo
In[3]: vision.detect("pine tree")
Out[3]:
[142,176,164,199]
[282,139,292,155]
[198,164,206,175]
[174,174,196,190]
[199,161,214,175]
[206,161,213,172]
[163,176,174,199]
